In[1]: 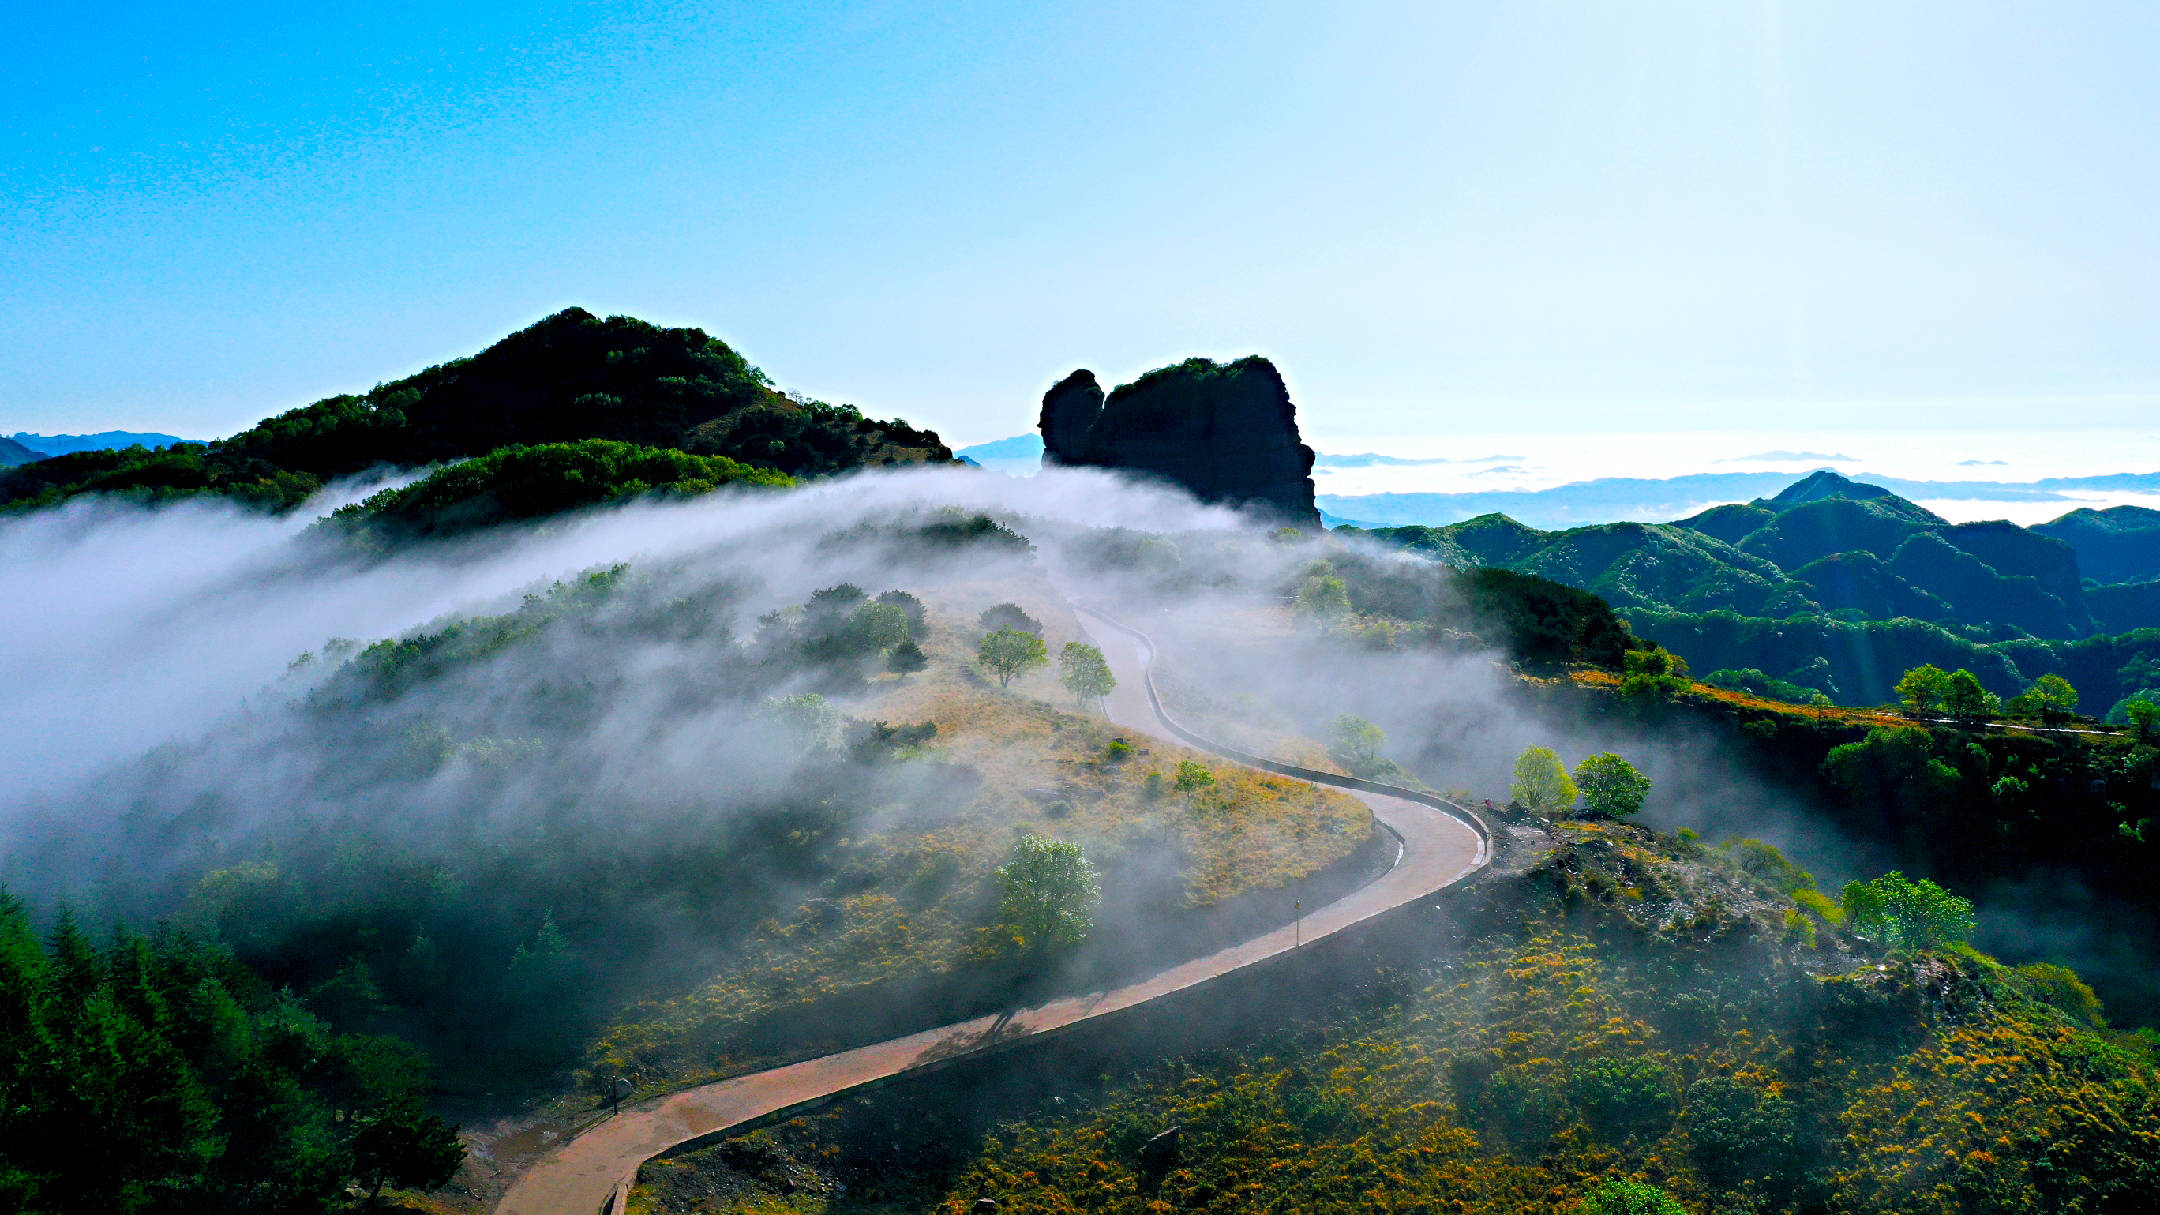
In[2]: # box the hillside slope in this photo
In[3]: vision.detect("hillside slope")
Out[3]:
[0,309,954,514]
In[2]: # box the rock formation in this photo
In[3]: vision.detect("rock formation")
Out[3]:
[1038,356,1319,526]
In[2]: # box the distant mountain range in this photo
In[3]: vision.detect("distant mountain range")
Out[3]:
[1352,470,2160,714]
[7,431,197,460]
[1320,469,2160,530]
[955,433,1044,473]
[957,433,2160,532]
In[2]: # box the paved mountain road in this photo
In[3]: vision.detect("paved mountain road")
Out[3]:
[496,610,1487,1215]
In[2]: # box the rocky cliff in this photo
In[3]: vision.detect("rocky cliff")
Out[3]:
[1038,356,1319,526]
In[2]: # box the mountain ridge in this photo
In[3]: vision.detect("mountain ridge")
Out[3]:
[0,309,954,515]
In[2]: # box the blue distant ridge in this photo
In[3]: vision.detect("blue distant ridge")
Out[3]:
[10,431,201,457]
[1322,469,2160,530]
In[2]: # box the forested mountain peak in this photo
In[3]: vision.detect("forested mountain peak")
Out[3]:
[0,309,955,515]
[1763,468,1907,509]
[2041,503,2160,534]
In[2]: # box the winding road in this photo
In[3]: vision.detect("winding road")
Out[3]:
[496,608,1489,1215]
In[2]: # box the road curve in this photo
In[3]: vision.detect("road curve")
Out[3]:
[497,610,1488,1215]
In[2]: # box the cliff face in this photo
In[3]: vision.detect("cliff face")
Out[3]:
[1039,356,1319,526]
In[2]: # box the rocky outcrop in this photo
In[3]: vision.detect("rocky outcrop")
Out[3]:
[1038,356,1319,526]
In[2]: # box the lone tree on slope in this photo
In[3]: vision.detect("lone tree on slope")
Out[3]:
[1510,745,1578,814]
[979,628,1048,688]
[1896,664,1950,716]
[1573,752,1652,819]
[995,834,1102,951]
[1328,714,1388,777]
[1058,641,1116,705]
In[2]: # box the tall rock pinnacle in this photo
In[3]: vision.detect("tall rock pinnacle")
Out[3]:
[1037,356,1319,526]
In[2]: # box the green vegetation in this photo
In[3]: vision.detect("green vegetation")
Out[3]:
[1583,1179,1688,1215]
[0,894,462,1212]
[328,438,791,542]
[977,602,1042,635]
[1702,666,1828,704]
[0,308,950,514]
[1895,663,1950,714]
[888,639,929,676]
[1510,745,1578,813]
[993,835,1103,952]
[1058,642,1116,704]
[639,823,2159,1215]
[1292,571,1352,626]
[1573,752,1651,819]
[1173,759,1216,792]
[1838,871,1976,950]
[979,628,1049,688]
[1358,472,2160,708]
[1326,714,1387,777]
[2126,697,2159,739]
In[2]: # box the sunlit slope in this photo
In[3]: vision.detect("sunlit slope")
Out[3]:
[586,574,1374,1088]
[630,822,2160,1215]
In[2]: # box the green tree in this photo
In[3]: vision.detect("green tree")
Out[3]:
[978,602,1042,635]
[2125,697,2159,741]
[874,588,925,637]
[1895,664,1950,715]
[2025,673,2080,719]
[0,893,463,1210]
[1510,745,1578,813]
[1173,759,1215,791]
[351,1094,465,1201]
[887,639,928,677]
[1328,714,1388,777]
[1839,871,1976,949]
[994,835,1102,950]
[766,691,841,746]
[849,601,912,652]
[1582,1178,1687,1215]
[1058,642,1117,704]
[1941,668,1999,719]
[1574,752,1652,818]
[979,628,1049,688]
[1293,573,1351,626]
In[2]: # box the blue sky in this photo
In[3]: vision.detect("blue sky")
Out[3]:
[4,1,2158,447]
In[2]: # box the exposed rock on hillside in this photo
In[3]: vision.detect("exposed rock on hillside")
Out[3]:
[1039,357,1319,526]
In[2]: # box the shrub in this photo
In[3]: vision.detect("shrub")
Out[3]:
[978,602,1042,635]
[1684,1075,1797,1190]
[1583,1178,1688,1215]
[1569,1057,1677,1141]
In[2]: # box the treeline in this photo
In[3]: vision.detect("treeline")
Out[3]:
[324,438,793,545]
[0,894,461,1212]
[1636,607,2160,719]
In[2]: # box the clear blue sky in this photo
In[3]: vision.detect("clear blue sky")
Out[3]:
[5,1,2157,445]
